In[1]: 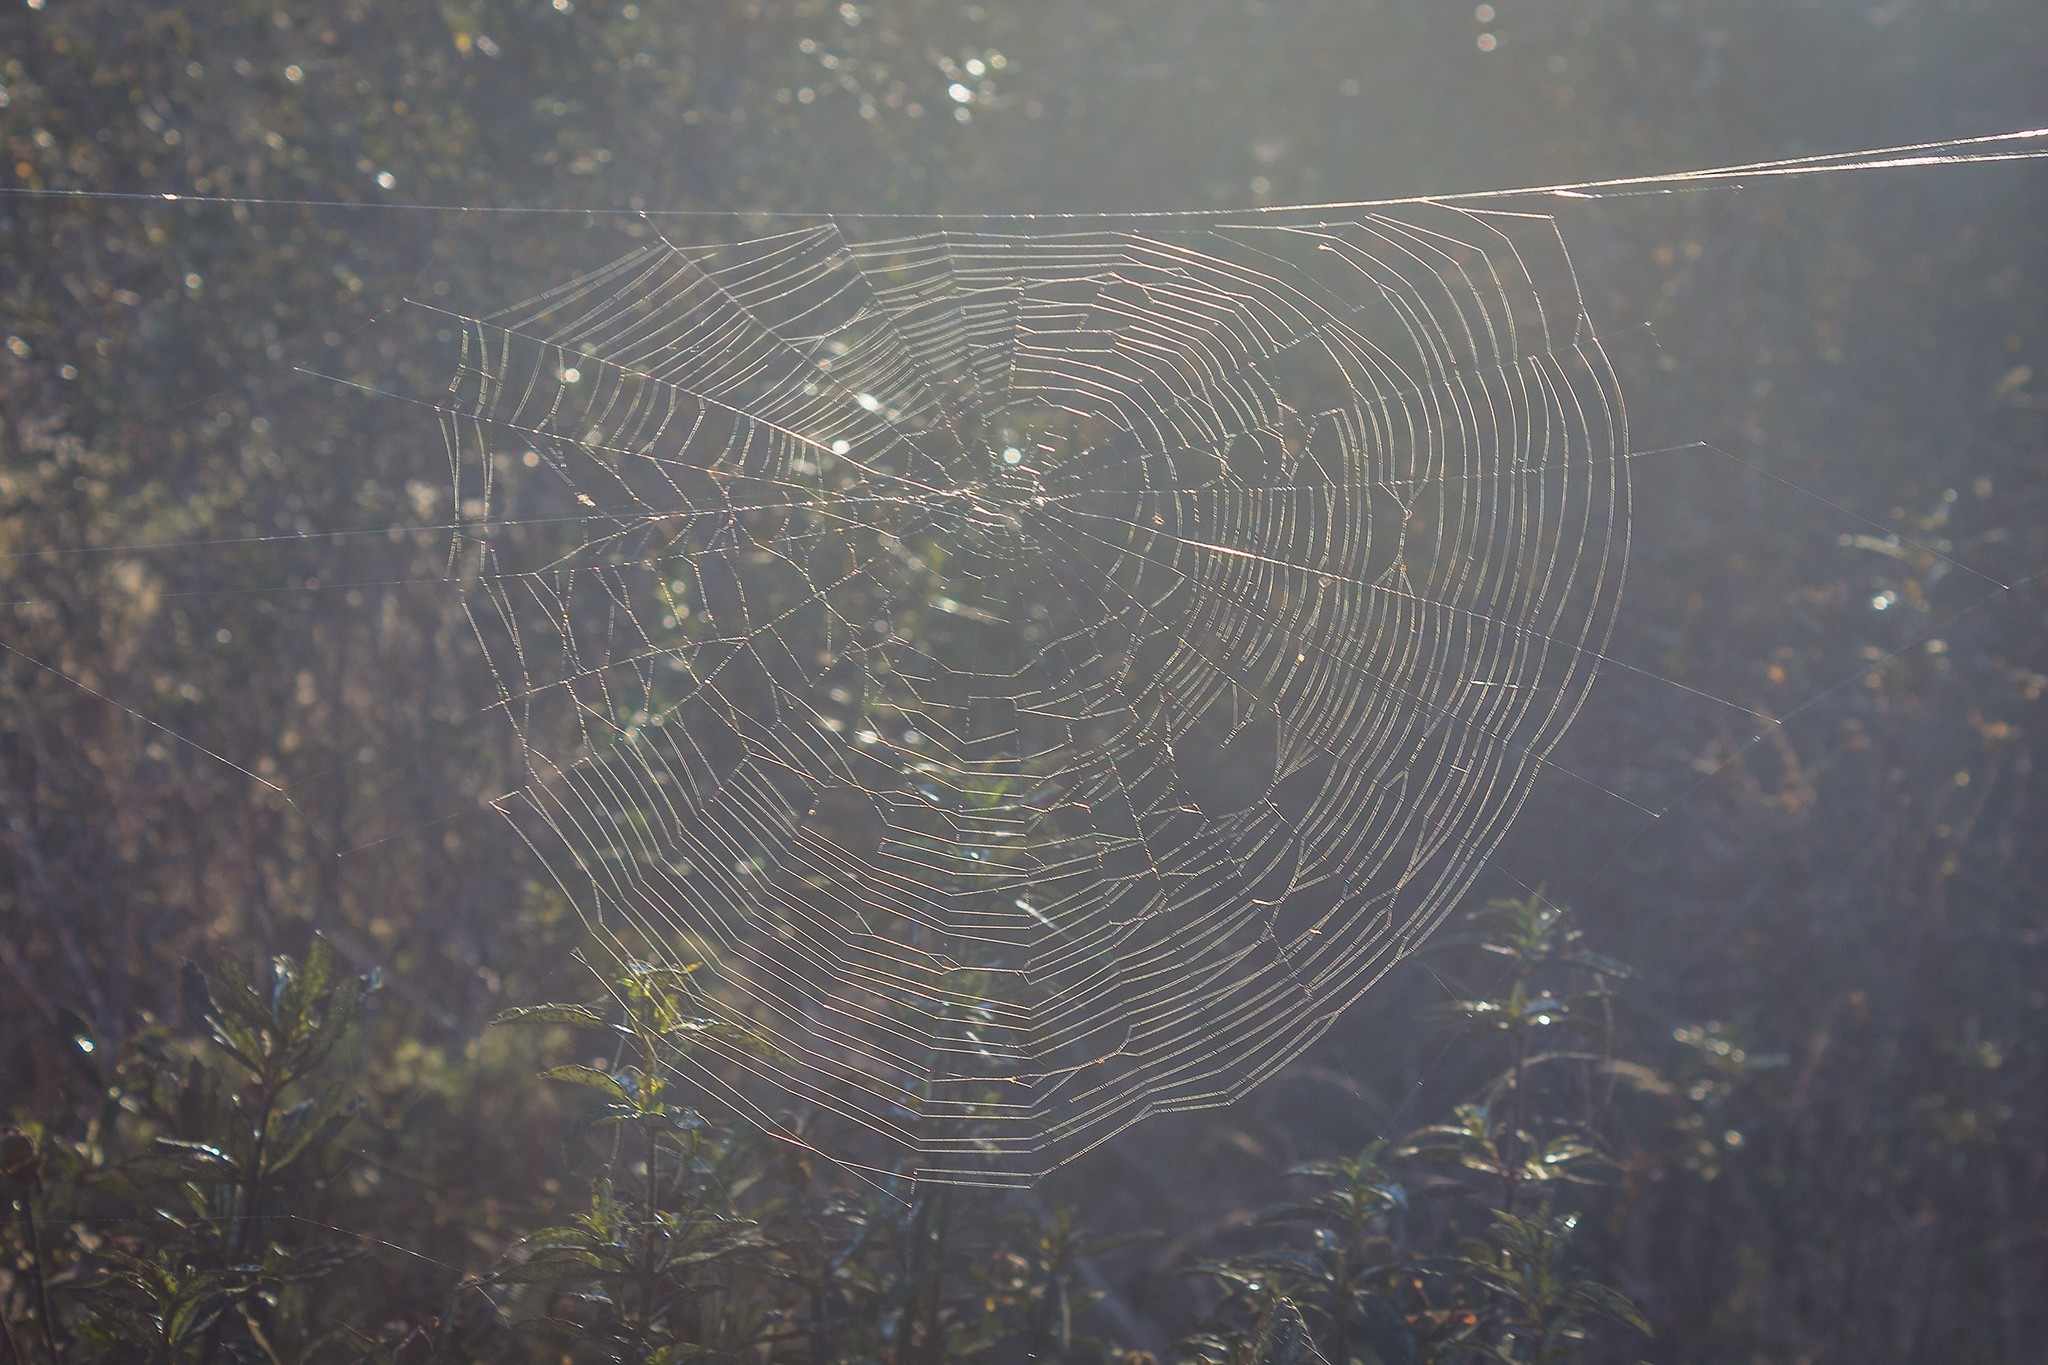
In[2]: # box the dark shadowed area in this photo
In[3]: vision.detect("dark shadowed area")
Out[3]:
[2,1,2043,1360]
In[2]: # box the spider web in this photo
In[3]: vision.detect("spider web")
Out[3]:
[423,204,1626,1184]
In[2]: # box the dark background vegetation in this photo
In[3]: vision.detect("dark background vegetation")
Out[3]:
[3,0,2043,1358]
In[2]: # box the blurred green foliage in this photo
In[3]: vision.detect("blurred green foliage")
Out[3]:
[4,903,1671,1363]
[4,0,2045,1359]
[2,941,1159,1362]
[3,940,378,1360]
[1182,898,1650,1364]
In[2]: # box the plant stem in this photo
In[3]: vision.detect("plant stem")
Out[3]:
[19,1176,66,1362]
[921,1185,948,1365]
[1505,990,1532,1219]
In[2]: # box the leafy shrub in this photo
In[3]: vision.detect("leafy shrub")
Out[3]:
[2,938,375,1360]
[1181,897,1650,1365]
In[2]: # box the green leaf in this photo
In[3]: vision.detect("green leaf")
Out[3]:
[293,936,339,1022]
[539,1064,633,1101]
[646,1348,729,1365]
[266,1243,367,1281]
[181,961,219,1030]
[206,1010,269,1074]
[1224,1249,1328,1288]
[183,960,268,1070]
[492,1002,608,1028]
[1572,1279,1653,1335]
[1558,946,1634,979]
[267,1097,356,1173]
[1250,1199,1325,1226]
[297,974,369,1074]
[513,1224,599,1249]
[152,1137,239,1175]
[565,1104,640,1142]
[491,1249,607,1283]
[166,1287,241,1347]
[1253,1297,1330,1365]
[214,953,271,1031]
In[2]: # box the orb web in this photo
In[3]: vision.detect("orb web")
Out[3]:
[432,206,1627,1183]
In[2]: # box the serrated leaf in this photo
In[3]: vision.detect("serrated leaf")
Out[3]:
[214,954,271,1030]
[491,1250,607,1283]
[539,1064,633,1101]
[298,980,366,1074]
[210,1016,268,1074]
[492,1002,608,1028]
[299,936,338,1010]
